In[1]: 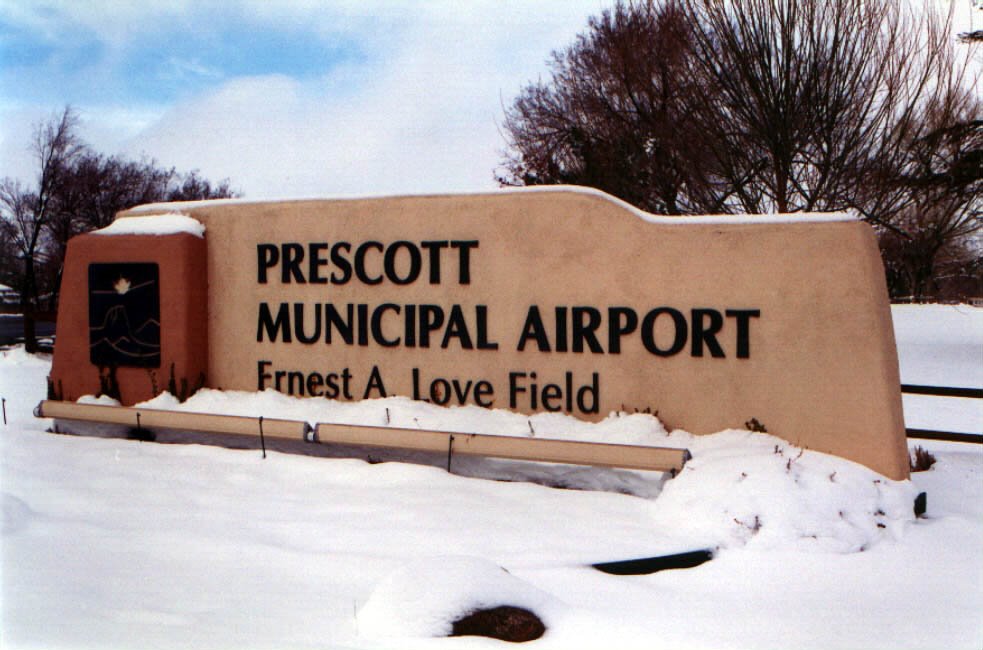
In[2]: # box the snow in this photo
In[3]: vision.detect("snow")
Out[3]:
[122,185,857,226]
[893,304,982,434]
[1,304,981,649]
[90,213,206,238]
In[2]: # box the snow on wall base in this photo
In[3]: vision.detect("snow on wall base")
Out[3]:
[54,387,920,559]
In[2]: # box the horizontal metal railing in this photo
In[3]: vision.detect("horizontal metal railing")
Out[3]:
[902,384,982,444]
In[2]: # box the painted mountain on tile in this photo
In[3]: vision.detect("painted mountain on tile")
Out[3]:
[88,263,161,367]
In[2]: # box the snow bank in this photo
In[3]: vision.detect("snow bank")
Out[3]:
[91,213,205,238]
[3,335,979,649]
[652,430,918,552]
[67,386,920,555]
[357,556,557,639]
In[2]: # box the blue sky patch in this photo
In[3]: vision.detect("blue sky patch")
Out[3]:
[0,16,366,105]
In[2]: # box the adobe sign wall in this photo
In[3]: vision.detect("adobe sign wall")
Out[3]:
[50,188,909,479]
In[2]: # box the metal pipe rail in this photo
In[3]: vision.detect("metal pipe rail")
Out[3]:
[36,400,691,474]
[36,400,312,442]
[313,422,690,473]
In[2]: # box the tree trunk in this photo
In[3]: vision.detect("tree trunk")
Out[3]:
[21,258,38,353]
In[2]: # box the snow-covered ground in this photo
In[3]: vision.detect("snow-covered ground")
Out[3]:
[1,304,980,649]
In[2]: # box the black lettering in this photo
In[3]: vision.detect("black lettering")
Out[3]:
[420,241,449,284]
[441,305,473,349]
[324,303,354,344]
[354,241,384,285]
[475,305,499,350]
[541,383,562,411]
[309,243,329,284]
[555,306,568,352]
[509,372,527,408]
[341,368,353,399]
[451,240,478,284]
[330,242,352,284]
[572,306,603,353]
[473,380,494,407]
[577,373,599,414]
[726,309,760,359]
[257,360,272,390]
[516,306,550,352]
[287,371,305,395]
[641,307,687,356]
[306,372,324,397]
[418,305,444,348]
[384,241,422,285]
[371,303,401,347]
[324,372,340,398]
[294,303,321,344]
[430,378,451,406]
[404,304,417,347]
[357,304,369,346]
[691,308,725,358]
[565,370,573,411]
[363,365,387,398]
[257,302,291,342]
[257,244,278,283]
[282,243,306,283]
[608,307,638,354]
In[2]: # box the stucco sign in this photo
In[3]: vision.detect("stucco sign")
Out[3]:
[49,188,909,479]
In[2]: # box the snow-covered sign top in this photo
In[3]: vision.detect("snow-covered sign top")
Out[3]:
[123,185,857,226]
[92,213,206,238]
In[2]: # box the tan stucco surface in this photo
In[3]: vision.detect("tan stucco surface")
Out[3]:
[111,190,907,479]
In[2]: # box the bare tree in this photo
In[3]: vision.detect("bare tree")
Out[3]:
[0,107,82,350]
[680,0,971,215]
[499,0,980,298]
[499,1,725,214]
[43,156,236,307]
[167,170,234,203]
[872,114,981,298]
[1,105,239,349]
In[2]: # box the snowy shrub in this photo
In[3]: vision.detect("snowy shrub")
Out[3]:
[357,556,556,639]
[909,446,936,472]
[650,429,919,552]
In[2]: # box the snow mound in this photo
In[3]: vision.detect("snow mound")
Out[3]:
[91,213,205,238]
[651,430,918,552]
[77,387,923,553]
[357,556,557,639]
[142,388,671,446]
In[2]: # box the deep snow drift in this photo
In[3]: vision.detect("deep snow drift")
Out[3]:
[1,304,980,649]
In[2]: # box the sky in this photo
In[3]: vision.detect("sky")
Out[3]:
[0,0,607,199]
[0,1,978,201]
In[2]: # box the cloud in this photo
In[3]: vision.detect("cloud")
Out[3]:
[2,1,605,198]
